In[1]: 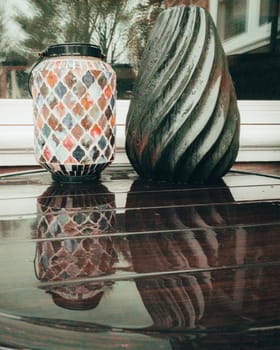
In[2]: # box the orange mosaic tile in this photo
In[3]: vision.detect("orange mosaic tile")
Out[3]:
[81,115,93,130]
[71,124,84,140]
[46,71,58,88]
[81,93,94,110]
[90,124,102,139]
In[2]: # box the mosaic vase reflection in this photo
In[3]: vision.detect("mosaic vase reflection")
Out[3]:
[35,182,117,310]
[29,43,116,182]
[125,179,278,331]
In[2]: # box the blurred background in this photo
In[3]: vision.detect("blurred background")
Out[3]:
[0,0,279,99]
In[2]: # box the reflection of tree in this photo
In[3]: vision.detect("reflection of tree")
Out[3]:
[127,0,165,68]
[127,1,210,69]
[0,3,9,60]
[5,1,212,67]
[15,0,132,63]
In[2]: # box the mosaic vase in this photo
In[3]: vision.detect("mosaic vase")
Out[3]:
[29,43,116,182]
[126,6,240,183]
[34,183,116,310]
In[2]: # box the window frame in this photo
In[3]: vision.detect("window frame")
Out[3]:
[210,0,272,54]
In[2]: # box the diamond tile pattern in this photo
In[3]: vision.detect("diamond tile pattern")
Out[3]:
[36,185,116,283]
[31,57,116,177]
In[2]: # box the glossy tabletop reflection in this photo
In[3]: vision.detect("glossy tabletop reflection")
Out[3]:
[0,165,280,349]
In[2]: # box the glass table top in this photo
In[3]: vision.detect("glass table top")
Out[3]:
[0,165,280,349]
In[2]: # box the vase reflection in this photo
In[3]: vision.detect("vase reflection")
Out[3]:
[125,179,280,332]
[33,178,280,329]
[35,183,117,310]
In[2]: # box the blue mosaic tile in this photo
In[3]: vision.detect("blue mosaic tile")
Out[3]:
[55,81,67,98]
[73,145,85,161]
[41,254,48,269]
[110,95,115,110]
[98,135,107,150]
[35,143,41,155]
[49,220,59,235]
[42,124,51,138]
[82,70,95,88]
[37,135,45,147]
[73,212,87,224]
[36,94,44,108]
[62,113,74,129]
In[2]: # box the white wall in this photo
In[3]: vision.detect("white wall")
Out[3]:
[0,99,280,165]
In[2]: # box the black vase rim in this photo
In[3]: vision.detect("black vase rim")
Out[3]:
[40,43,104,59]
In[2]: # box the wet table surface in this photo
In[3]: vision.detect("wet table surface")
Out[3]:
[0,165,280,349]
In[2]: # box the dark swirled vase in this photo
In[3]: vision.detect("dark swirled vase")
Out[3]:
[126,6,240,183]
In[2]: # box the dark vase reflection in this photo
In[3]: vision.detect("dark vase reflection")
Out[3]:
[35,183,117,310]
[125,179,280,333]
